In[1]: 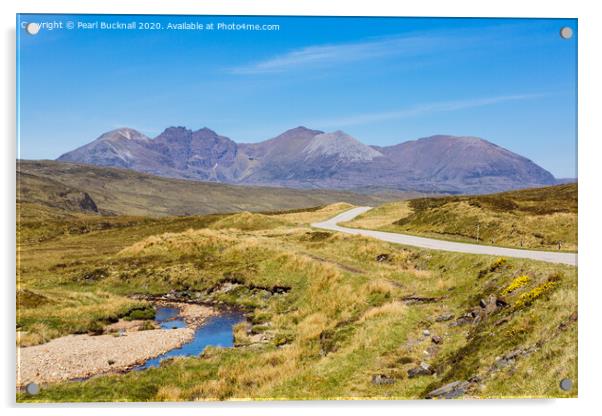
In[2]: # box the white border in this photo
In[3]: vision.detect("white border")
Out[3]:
[2,1,601,415]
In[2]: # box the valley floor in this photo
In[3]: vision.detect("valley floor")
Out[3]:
[16,202,577,402]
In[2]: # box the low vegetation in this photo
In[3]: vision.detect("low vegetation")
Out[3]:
[342,184,577,251]
[17,195,577,401]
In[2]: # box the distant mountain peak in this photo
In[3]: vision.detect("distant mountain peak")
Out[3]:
[95,128,149,143]
[291,126,322,133]
[303,130,383,162]
[195,126,218,134]
[192,127,222,140]
[276,126,324,139]
[157,126,191,137]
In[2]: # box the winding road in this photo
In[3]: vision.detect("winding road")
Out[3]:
[312,207,577,266]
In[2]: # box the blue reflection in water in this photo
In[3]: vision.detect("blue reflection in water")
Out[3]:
[135,308,245,370]
[154,307,186,329]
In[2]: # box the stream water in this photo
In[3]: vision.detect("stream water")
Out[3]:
[135,307,245,370]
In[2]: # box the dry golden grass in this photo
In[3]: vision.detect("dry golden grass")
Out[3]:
[340,201,412,229]
[359,301,407,322]
[210,212,291,231]
[276,202,354,225]
[119,228,236,257]
[156,386,183,401]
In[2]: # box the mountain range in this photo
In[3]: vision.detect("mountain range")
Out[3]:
[57,126,558,194]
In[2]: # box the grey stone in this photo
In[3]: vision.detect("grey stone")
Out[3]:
[431,335,443,344]
[435,312,454,322]
[408,362,433,378]
[371,374,395,385]
[426,381,470,399]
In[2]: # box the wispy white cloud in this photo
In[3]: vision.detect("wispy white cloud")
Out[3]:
[229,22,547,76]
[313,94,546,128]
[230,33,458,75]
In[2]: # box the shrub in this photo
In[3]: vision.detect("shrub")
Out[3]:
[478,257,508,278]
[502,275,531,295]
[547,271,564,283]
[139,320,156,331]
[87,320,105,335]
[514,281,560,309]
[124,305,155,321]
[490,257,507,272]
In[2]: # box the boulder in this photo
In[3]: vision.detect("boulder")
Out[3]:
[408,362,433,378]
[435,312,454,322]
[426,381,470,399]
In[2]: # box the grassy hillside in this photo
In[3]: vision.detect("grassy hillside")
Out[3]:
[18,160,403,217]
[342,184,577,251]
[17,201,576,401]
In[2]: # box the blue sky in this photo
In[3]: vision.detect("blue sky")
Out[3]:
[17,15,577,178]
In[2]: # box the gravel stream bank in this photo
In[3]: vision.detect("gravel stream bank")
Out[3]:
[17,303,216,387]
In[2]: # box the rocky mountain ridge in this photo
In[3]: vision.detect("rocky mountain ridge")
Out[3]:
[57,126,558,194]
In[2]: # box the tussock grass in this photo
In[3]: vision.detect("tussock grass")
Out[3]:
[210,212,291,231]
[119,228,236,257]
[275,202,354,226]
[360,301,407,322]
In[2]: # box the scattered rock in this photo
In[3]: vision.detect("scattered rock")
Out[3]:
[218,282,241,294]
[376,254,390,263]
[431,335,443,344]
[493,347,537,370]
[426,380,470,399]
[482,294,503,313]
[408,362,433,378]
[435,312,454,322]
[402,295,443,305]
[495,297,509,308]
[422,329,431,337]
[450,313,475,327]
[559,311,578,331]
[372,374,396,385]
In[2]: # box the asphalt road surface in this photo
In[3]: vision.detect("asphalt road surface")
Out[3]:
[312,207,577,266]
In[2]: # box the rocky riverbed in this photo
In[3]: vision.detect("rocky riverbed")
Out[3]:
[17,302,216,387]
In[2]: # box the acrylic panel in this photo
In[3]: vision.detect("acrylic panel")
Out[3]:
[16,14,577,402]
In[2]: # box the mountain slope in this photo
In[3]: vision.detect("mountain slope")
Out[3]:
[57,127,558,194]
[18,160,400,217]
[377,135,555,193]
